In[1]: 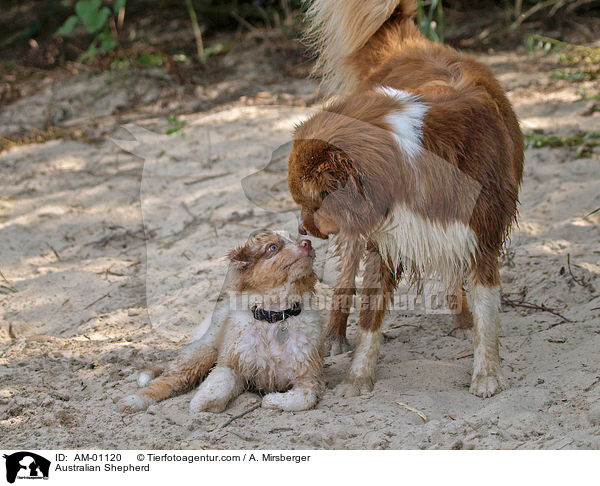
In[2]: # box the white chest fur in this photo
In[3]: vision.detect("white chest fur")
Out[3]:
[223,311,323,391]
[370,204,478,287]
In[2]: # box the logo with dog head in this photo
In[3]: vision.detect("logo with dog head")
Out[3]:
[3,452,51,483]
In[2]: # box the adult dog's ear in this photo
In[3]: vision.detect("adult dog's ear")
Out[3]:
[314,146,365,199]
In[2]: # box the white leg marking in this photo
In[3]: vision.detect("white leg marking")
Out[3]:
[468,284,505,397]
[189,366,243,414]
[137,370,155,388]
[328,336,352,356]
[336,329,381,397]
[262,387,318,412]
[119,394,155,413]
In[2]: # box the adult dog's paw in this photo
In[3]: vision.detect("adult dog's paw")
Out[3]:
[335,375,374,397]
[470,372,505,398]
[119,394,155,413]
[448,326,472,340]
[327,335,352,357]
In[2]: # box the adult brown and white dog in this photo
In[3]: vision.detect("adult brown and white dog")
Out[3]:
[288,0,523,397]
[119,230,324,413]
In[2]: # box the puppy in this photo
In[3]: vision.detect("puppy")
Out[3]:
[288,0,524,397]
[120,230,324,413]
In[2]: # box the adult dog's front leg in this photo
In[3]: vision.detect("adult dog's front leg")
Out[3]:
[447,281,473,338]
[327,238,364,355]
[337,244,399,397]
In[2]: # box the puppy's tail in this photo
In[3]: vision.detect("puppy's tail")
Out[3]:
[304,0,419,93]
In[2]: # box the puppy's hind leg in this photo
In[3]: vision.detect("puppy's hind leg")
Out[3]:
[119,341,218,413]
[137,366,165,388]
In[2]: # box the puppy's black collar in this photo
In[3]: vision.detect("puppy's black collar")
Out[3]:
[251,302,302,323]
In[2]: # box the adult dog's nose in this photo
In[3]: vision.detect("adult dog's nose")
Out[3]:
[299,239,312,251]
[298,223,307,235]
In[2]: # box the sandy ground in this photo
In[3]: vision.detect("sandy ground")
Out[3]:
[1,49,599,449]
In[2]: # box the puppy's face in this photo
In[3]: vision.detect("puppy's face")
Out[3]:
[226,230,316,293]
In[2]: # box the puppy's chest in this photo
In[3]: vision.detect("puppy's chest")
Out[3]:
[226,315,321,389]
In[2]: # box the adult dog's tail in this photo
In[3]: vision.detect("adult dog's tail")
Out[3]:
[304,0,420,93]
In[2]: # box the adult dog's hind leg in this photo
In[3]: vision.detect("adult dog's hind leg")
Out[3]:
[467,259,506,397]
[119,341,218,413]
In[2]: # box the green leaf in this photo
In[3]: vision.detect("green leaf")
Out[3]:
[137,52,165,66]
[113,0,126,14]
[76,0,111,33]
[56,15,80,36]
[80,43,99,61]
[97,31,117,52]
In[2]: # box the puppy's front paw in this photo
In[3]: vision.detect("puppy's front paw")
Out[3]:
[335,375,374,397]
[189,392,228,414]
[470,372,505,398]
[261,393,283,410]
[327,335,352,356]
[262,389,317,411]
[119,394,155,413]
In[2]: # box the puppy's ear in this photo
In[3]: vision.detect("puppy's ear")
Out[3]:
[226,245,252,270]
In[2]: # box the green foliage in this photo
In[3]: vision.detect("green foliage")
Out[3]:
[56,0,126,59]
[526,34,600,81]
[577,89,600,102]
[417,0,444,43]
[551,70,594,82]
[166,118,186,135]
[524,131,600,158]
[137,52,166,66]
[201,43,228,62]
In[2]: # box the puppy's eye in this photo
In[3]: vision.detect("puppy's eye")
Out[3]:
[267,244,278,252]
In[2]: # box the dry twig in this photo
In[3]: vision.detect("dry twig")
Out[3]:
[396,402,428,422]
[185,0,204,60]
[566,254,595,292]
[214,403,261,430]
[502,296,572,322]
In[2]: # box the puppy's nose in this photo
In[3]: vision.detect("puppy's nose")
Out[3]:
[298,223,307,235]
[300,239,312,251]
